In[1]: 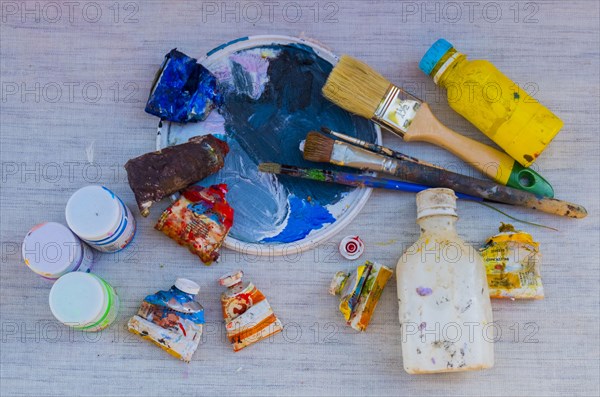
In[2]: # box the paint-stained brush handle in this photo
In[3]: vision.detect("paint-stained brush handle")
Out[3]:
[405,103,555,198]
[302,132,585,218]
[387,159,586,218]
[259,162,481,201]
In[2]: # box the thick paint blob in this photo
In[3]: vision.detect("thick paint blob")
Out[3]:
[262,196,336,243]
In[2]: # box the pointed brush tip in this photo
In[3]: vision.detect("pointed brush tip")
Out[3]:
[321,126,332,134]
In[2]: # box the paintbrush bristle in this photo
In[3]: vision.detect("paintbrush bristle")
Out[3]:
[303,132,335,163]
[322,55,391,119]
[258,162,281,174]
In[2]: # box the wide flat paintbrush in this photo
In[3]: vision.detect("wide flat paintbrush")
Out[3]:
[302,132,587,219]
[322,55,555,198]
[258,162,478,200]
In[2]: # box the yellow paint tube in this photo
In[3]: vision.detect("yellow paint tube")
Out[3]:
[480,223,544,300]
[420,39,563,167]
[329,261,393,331]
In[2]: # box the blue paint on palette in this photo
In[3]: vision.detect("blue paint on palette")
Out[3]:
[262,196,335,243]
[169,43,377,244]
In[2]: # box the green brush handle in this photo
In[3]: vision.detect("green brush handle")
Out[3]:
[404,103,555,198]
[506,162,554,198]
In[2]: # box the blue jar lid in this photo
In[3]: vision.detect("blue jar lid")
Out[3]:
[419,39,454,76]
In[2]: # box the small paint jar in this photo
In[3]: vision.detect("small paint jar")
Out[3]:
[22,222,94,281]
[66,185,136,252]
[49,272,119,332]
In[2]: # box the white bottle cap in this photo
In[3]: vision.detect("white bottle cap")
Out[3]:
[49,272,106,327]
[23,222,83,279]
[218,270,244,287]
[416,188,458,219]
[175,278,200,295]
[65,186,121,240]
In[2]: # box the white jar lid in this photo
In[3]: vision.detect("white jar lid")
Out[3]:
[49,272,106,327]
[416,188,457,219]
[65,186,121,240]
[23,222,82,278]
[175,278,200,295]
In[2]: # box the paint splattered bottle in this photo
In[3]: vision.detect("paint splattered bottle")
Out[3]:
[396,188,494,374]
[420,39,563,167]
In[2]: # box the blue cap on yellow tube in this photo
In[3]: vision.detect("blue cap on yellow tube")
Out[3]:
[419,39,453,76]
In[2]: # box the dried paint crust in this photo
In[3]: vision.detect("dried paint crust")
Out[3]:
[155,184,234,265]
[124,134,229,216]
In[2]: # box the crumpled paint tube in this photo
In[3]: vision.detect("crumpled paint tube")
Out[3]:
[128,278,205,363]
[124,134,229,217]
[155,184,234,265]
[329,261,393,331]
[145,48,223,123]
[480,223,544,299]
[219,270,283,351]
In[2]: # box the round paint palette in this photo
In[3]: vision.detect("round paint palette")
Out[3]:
[157,35,381,255]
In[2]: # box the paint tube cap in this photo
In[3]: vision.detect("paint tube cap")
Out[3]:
[175,278,200,295]
[416,188,457,219]
[329,271,349,295]
[219,270,244,287]
[419,39,454,76]
[339,236,365,260]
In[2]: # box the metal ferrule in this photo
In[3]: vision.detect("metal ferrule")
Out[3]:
[330,141,398,174]
[372,85,422,137]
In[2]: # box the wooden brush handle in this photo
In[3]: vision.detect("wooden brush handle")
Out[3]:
[519,197,587,219]
[405,103,515,182]
[386,158,587,218]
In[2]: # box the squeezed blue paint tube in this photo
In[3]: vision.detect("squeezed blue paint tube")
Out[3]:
[145,49,223,123]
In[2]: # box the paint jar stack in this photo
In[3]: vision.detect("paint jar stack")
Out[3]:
[22,185,136,332]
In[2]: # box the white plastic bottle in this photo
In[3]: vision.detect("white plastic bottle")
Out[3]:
[396,188,494,374]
